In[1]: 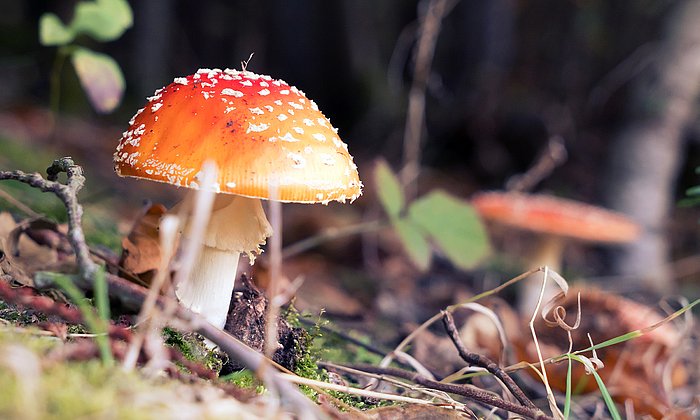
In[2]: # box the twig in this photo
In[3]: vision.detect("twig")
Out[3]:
[265,183,282,357]
[401,0,457,200]
[0,157,97,283]
[0,186,42,218]
[506,136,568,192]
[298,317,389,357]
[378,267,544,371]
[319,361,464,408]
[282,220,383,259]
[337,363,552,420]
[441,310,536,410]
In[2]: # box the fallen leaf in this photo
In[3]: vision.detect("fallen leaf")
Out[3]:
[119,203,166,285]
[0,213,75,286]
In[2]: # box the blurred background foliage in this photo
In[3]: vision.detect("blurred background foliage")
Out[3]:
[1,0,700,298]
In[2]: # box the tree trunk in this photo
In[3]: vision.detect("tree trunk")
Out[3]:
[603,0,700,293]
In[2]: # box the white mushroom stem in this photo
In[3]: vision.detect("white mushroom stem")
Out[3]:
[175,194,273,329]
[519,235,566,313]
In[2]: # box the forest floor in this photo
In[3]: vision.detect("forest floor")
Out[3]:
[0,111,698,419]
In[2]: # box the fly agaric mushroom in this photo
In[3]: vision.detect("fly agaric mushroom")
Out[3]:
[471,192,640,309]
[114,68,362,328]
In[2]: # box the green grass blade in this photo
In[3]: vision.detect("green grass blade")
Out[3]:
[37,271,114,367]
[575,298,699,354]
[93,266,111,322]
[563,356,572,419]
[569,354,621,420]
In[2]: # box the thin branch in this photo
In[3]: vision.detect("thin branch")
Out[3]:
[0,157,97,283]
[441,310,536,410]
[0,186,42,218]
[506,136,568,192]
[401,0,457,200]
[282,219,383,259]
[339,363,552,420]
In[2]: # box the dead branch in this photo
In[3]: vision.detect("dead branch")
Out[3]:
[334,362,552,420]
[441,310,537,410]
[0,157,97,283]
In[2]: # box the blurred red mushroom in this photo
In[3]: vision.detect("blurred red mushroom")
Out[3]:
[471,192,640,310]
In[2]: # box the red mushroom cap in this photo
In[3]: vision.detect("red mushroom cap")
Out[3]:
[471,192,640,243]
[114,68,362,204]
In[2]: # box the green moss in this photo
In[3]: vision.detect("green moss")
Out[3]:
[162,327,223,372]
[281,305,390,410]
[0,299,47,326]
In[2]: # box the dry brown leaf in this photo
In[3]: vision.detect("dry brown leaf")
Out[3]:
[0,213,75,286]
[119,203,167,285]
[513,287,689,418]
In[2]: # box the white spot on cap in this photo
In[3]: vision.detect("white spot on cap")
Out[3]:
[289,102,303,110]
[304,146,313,154]
[303,118,314,126]
[240,80,253,87]
[221,88,244,97]
[277,114,288,121]
[225,106,236,114]
[279,132,300,142]
[280,89,290,95]
[320,153,336,166]
[226,181,237,188]
[293,127,305,135]
[288,152,306,168]
[260,81,269,87]
[264,105,274,112]
[202,91,211,99]
[174,77,188,85]
[151,102,163,112]
[312,133,327,142]
[258,88,270,96]
[247,122,270,133]
[317,118,329,127]
[274,100,283,106]
[249,107,264,115]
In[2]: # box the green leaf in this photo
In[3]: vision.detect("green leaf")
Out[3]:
[392,219,431,271]
[408,190,490,271]
[374,159,405,219]
[39,13,75,46]
[686,185,700,196]
[71,0,133,42]
[71,47,125,113]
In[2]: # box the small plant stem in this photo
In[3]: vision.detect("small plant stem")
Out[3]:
[282,219,384,259]
[441,310,537,410]
[265,187,282,357]
[0,186,42,218]
[42,271,114,367]
[49,47,70,123]
[298,317,389,357]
